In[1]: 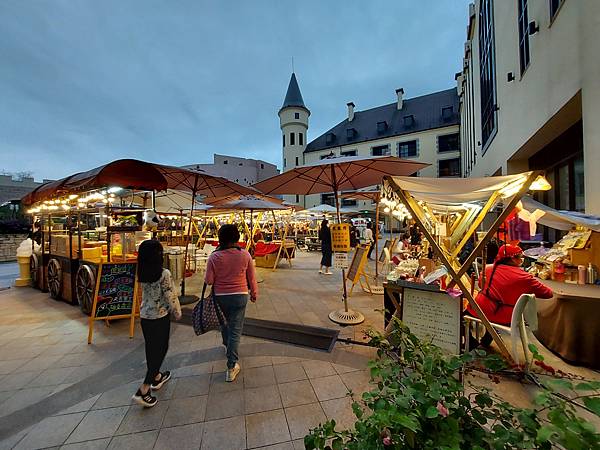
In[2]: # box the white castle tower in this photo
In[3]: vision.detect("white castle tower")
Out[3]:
[279,72,309,205]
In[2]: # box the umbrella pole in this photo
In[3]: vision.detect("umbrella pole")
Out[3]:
[328,168,364,326]
[180,178,199,304]
[375,199,380,280]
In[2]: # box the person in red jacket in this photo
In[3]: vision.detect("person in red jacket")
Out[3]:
[468,244,553,347]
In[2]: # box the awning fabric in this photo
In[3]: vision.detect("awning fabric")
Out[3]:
[520,196,600,232]
[385,173,531,205]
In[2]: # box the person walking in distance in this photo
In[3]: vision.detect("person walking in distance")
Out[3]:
[205,224,258,382]
[318,218,333,275]
[365,222,375,259]
[133,239,182,408]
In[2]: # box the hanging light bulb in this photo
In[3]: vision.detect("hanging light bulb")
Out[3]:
[384,207,390,213]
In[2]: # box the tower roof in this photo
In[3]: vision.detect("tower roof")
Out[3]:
[281,73,307,110]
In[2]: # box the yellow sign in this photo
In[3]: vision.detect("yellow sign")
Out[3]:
[330,223,351,252]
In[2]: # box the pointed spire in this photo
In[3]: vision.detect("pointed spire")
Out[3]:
[281,73,306,110]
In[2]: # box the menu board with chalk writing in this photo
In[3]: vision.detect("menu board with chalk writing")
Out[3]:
[401,287,461,353]
[93,263,136,318]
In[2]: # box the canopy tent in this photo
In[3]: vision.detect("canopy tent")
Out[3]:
[254,155,428,325]
[382,171,544,362]
[22,159,256,205]
[520,196,600,232]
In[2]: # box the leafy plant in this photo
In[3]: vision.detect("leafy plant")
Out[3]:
[305,319,600,450]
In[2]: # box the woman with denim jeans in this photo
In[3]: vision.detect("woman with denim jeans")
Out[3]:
[205,224,258,382]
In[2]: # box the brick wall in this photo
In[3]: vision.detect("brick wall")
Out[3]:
[0,234,28,262]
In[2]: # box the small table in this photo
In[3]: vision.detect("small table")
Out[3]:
[535,279,600,369]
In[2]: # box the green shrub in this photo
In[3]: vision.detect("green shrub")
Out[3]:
[305,320,600,450]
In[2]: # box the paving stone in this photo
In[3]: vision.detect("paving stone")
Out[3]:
[245,409,291,449]
[65,406,129,444]
[244,385,282,414]
[301,360,336,379]
[0,358,29,375]
[92,382,138,410]
[278,380,318,408]
[115,400,170,435]
[0,425,34,450]
[242,356,273,369]
[13,355,63,373]
[292,439,305,449]
[171,374,211,398]
[340,370,371,394]
[273,363,307,384]
[244,365,276,388]
[205,389,244,421]
[255,442,295,450]
[154,422,204,450]
[309,375,349,401]
[0,370,41,392]
[107,430,158,450]
[200,416,246,450]
[59,437,111,450]
[209,371,244,393]
[29,366,76,387]
[13,412,85,449]
[332,363,361,375]
[320,397,357,430]
[0,386,55,417]
[162,395,207,427]
[284,403,327,440]
[172,362,212,378]
[54,395,101,415]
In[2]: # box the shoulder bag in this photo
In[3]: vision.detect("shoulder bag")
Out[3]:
[191,282,227,335]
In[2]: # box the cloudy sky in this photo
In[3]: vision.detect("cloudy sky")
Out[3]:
[0,0,470,180]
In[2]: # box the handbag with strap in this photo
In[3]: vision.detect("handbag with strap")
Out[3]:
[191,282,227,335]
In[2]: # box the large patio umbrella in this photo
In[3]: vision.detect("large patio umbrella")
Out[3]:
[253,155,428,325]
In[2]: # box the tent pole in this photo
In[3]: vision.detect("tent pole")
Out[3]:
[181,175,199,302]
[375,197,380,280]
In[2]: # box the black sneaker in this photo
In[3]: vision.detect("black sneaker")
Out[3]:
[150,371,171,390]
[132,389,157,408]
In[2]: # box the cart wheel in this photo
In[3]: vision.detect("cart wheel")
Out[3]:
[30,254,39,288]
[47,259,62,299]
[76,265,96,315]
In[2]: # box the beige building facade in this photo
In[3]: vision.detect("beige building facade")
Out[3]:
[458,0,600,215]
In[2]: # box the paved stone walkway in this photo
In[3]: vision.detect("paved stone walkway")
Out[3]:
[0,251,380,449]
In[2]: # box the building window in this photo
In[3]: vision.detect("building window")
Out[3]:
[397,140,418,158]
[376,121,387,134]
[321,193,335,206]
[299,132,303,146]
[223,160,228,165]
[342,198,357,207]
[239,162,243,166]
[479,0,498,150]
[518,0,531,75]
[283,158,286,168]
[438,158,461,177]
[295,156,299,166]
[320,153,335,160]
[346,128,356,140]
[294,112,300,119]
[325,133,335,145]
[437,133,460,153]
[403,115,415,128]
[283,134,285,147]
[550,0,565,20]
[371,145,391,156]
[295,194,300,203]
[340,149,357,157]
[260,163,264,169]
[441,106,454,121]
[290,132,295,146]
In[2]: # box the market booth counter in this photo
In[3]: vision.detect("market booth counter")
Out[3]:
[253,240,295,269]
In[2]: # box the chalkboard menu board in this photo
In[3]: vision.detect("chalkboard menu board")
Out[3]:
[94,263,136,318]
[346,245,368,284]
[88,262,138,344]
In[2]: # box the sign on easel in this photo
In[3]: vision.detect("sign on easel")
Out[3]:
[401,287,461,354]
[88,262,138,344]
[345,244,371,295]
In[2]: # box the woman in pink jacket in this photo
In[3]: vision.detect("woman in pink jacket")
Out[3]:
[205,224,258,382]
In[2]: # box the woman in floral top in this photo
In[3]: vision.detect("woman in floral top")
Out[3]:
[132,239,181,408]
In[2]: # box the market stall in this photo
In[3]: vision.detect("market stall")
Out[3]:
[380,172,548,362]
[516,196,600,368]
[23,158,253,313]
